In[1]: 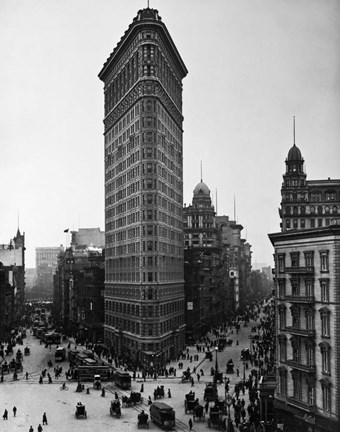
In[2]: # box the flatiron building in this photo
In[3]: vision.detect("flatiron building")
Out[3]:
[98,7,187,367]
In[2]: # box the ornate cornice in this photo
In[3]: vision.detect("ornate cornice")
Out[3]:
[104,80,183,132]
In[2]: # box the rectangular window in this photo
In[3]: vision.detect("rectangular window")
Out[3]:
[278,280,286,298]
[279,340,287,362]
[320,280,330,303]
[279,373,287,396]
[308,386,315,406]
[291,280,299,296]
[293,375,300,399]
[291,252,299,267]
[321,314,330,337]
[279,308,286,330]
[322,349,330,374]
[278,254,285,273]
[320,251,329,272]
[322,386,331,411]
[304,251,314,268]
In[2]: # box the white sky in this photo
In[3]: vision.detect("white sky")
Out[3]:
[1,0,339,268]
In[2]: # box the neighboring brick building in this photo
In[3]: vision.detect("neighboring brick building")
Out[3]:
[53,229,105,340]
[269,140,340,432]
[183,180,220,340]
[0,229,25,321]
[183,181,252,341]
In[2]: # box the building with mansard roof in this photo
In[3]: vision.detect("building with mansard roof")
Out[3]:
[269,137,340,432]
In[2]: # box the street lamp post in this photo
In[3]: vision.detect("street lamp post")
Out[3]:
[214,346,219,383]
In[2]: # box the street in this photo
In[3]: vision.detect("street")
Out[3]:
[0,311,266,432]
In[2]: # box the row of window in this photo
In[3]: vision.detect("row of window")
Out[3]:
[277,250,329,272]
[277,278,330,302]
[278,305,331,337]
[279,371,331,412]
[284,204,338,216]
[279,338,331,374]
[285,217,338,229]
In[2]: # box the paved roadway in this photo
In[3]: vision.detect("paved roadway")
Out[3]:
[0,315,262,432]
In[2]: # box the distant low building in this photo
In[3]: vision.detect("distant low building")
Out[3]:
[53,228,105,342]
[35,246,64,297]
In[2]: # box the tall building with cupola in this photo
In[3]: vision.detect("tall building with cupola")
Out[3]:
[98,7,187,367]
[183,180,252,341]
[269,131,340,432]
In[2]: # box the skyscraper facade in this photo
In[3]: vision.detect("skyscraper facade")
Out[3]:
[99,7,188,367]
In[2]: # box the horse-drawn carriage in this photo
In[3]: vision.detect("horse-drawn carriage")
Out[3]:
[181,370,191,382]
[9,359,22,372]
[184,392,198,414]
[122,392,143,407]
[137,410,149,429]
[210,367,223,383]
[110,400,121,418]
[153,386,165,399]
[5,345,13,355]
[204,382,218,401]
[193,404,205,421]
[24,346,30,355]
[208,407,223,429]
[75,403,87,419]
[226,359,234,374]
[205,351,213,361]
[16,349,23,362]
[241,348,251,361]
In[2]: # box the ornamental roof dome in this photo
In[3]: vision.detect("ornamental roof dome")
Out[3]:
[193,181,210,196]
[287,144,303,162]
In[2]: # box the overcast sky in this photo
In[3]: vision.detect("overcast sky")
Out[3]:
[1,0,339,268]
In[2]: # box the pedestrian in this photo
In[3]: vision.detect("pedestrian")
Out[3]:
[140,383,144,393]
[191,377,194,387]
[39,375,43,384]
[167,388,171,398]
[3,409,8,420]
[13,406,17,417]
[37,424,43,432]
[42,412,48,425]
[236,368,239,377]
[188,418,193,430]
[29,426,34,432]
